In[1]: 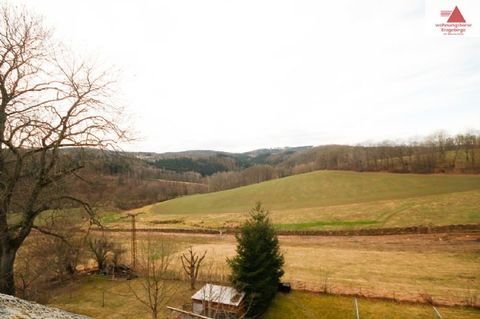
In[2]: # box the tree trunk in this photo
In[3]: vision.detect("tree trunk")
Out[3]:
[191,275,195,290]
[151,307,158,319]
[0,243,17,295]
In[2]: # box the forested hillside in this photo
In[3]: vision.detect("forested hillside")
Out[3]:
[56,149,207,209]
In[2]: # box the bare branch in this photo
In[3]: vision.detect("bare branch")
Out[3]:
[31,225,71,247]
[181,247,207,290]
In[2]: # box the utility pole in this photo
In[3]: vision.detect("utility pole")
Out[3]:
[121,212,144,269]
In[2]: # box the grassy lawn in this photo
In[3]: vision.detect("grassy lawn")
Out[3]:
[264,291,480,319]
[48,275,192,319]
[108,171,480,230]
[47,277,480,319]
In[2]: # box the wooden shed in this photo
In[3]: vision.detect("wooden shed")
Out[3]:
[191,284,245,319]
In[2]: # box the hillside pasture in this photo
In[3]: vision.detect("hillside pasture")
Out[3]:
[114,171,480,230]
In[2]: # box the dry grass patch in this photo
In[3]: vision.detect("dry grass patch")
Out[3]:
[113,232,480,306]
[85,231,480,306]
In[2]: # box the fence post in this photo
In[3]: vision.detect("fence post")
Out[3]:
[433,306,443,319]
[353,298,360,319]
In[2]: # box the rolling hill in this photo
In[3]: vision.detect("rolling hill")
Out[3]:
[124,171,480,230]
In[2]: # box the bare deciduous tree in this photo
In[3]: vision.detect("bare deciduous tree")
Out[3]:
[0,5,126,295]
[181,246,206,290]
[130,240,178,319]
[87,237,114,273]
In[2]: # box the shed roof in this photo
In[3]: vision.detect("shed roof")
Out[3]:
[191,284,245,307]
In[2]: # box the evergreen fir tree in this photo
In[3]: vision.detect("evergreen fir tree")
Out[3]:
[228,202,284,317]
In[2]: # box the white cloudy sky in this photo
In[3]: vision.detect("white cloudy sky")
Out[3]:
[12,0,480,152]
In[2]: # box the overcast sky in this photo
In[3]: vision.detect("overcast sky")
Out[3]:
[12,0,480,153]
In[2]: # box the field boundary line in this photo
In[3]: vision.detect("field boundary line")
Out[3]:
[91,223,480,237]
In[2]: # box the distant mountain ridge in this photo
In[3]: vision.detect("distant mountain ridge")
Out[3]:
[135,146,313,176]
[133,145,312,160]
[133,133,480,179]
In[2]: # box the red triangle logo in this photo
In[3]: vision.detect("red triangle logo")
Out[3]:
[447,6,465,23]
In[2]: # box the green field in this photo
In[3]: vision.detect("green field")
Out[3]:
[120,171,480,230]
[264,291,480,319]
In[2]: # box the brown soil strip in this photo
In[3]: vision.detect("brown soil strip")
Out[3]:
[93,223,480,236]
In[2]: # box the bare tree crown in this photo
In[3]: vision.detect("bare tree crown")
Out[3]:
[0,5,127,295]
[181,247,207,290]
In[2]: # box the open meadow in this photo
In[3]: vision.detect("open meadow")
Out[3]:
[99,231,480,308]
[105,171,480,231]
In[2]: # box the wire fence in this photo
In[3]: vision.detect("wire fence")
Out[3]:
[352,298,446,319]
[285,279,478,308]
